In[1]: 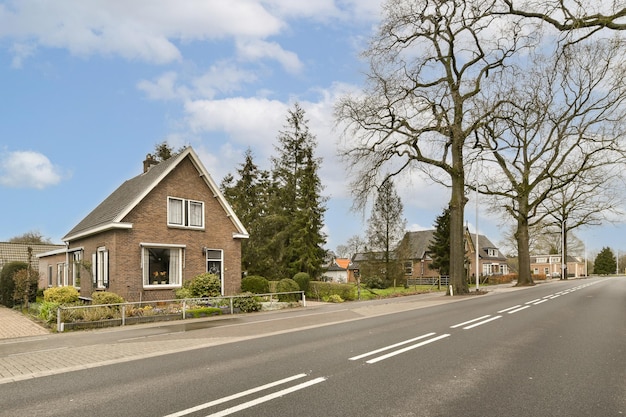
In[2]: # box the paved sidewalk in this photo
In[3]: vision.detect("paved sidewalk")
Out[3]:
[0,306,49,340]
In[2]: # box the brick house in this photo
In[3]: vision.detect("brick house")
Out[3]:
[38,147,248,301]
[465,228,509,280]
[352,228,507,284]
[530,254,587,278]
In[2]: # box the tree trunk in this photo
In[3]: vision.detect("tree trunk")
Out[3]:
[562,220,568,280]
[516,210,534,286]
[449,162,469,295]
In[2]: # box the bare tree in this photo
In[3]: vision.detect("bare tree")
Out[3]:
[366,179,407,287]
[336,235,367,260]
[336,0,529,294]
[474,38,626,285]
[540,166,624,278]
[502,1,626,32]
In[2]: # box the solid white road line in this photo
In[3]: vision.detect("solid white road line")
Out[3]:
[366,334,451,364]
[462,315,502,329]
[450,315,491,329]
[497,305,522,313]
[163,374,309,417]
[205,377,327,417]
[507,305,531,314]
[349,332,436,361]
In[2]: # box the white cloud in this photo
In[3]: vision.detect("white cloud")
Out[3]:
[236,39,303,74]
[0,151,64,189]
[185,96,288,148]
[0,0,284,64]
[137,72,190,101]
[138,62,259,102]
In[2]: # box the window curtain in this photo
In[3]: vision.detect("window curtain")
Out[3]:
[189,201,202,227]
[169,199,183,225]
[169,248,179,285]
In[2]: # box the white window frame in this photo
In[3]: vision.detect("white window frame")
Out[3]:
[92,247,109,289]
[141,243,185,288]
[205,248,224,295]
[167,197,205,229]
[57,263,64,286]
[72,250,82,289]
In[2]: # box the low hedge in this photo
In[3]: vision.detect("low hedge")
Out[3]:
[307,281,356,301]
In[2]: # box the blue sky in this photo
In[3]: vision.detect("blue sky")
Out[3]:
[0,0,624,258]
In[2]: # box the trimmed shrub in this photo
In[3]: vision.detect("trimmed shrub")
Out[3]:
[241,275,270,294]
[91,291,125,305]
[175,287,193,299]
[186,307,222,318]
[0,261,28,307]
[324,294,344,303]
[292,272,310,293]
[308,281,357,301]
[178,273,221,298]
[233,292,262,312]
[44,286,79,304]
[363,276,388,289]
[276,278,300,302]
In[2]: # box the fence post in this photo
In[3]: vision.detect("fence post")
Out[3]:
[182,299,186,319]
[229,297,234,315]
[121,304,126,326]
[302,291,306,307]
[56,306,62,332]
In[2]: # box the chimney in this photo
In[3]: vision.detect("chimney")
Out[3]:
[143,154,157,173]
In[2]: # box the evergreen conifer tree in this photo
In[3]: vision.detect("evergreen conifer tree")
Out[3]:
[428,207,451,276]
[594,247,616,275]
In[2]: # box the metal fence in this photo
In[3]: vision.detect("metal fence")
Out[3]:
[56,291,305,332]
[406,276,449,286]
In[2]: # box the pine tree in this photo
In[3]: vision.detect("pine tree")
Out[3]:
[220,148,269,275]
[594,247,616,275]
[366,179,406,287]
[270,103,327,278]
[428,207,451,276]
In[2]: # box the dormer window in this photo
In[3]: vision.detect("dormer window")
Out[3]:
[487,248,498,257]
[168,197,204,229]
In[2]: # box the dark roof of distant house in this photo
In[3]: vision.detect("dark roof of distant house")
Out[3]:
[399,230,436,259]
[467,231,507,261]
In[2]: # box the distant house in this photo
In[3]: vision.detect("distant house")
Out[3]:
[351,228,507,284]
[465,228,509,279]
[0,242,65,274]
[530,254,586,278]
[38,147,248,301]
[323,258,353,283]
[395,230,438,280]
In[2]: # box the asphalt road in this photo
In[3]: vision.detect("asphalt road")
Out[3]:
[1,277,624,416]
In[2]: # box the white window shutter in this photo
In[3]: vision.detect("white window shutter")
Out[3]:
[92,253,97,286]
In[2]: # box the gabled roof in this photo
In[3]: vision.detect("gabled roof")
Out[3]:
[63,147,248,241]
[334,258,351,269]
[399,230,436,259]
[466,230,507,261]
